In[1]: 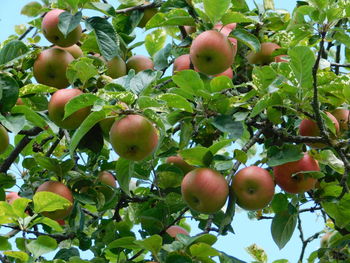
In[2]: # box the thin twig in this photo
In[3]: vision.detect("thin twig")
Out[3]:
[115,2,158,14]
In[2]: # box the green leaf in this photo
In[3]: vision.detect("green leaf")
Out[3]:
[203,0,230,23]
[87,17,119,61]
[266,145,303,167]
[32,217,64,232]
[58,11,82,38]
[12,198,31,218]
[210,76,234,93]
[3,251,29,262]
[187,234,217,246]
[145,9,195,30]
[19,84,57,96]
[70,110,107,156]
[134,235,162,256]
[212,115,244,139]
[27,236,58,258]
[166,254,193,263]
[11,105,47,129]
[86,2,117,16]
[288,46,315,89]
[313,150,344,174]
[0,40,29,65]
[172,70,204,96]
[115,158,134,194]
[158,93,193,113]
[271,193,289,213]
[63,93,98,120]
[33,191,72,214]
[145,29,167,57]
[180,147,213,166]
[107,236,139,250]
[321,193,350,228]
[0,74,19,112]
[246,244,268,263]
[209,139,233,155]
[234,149,247,164]
[264,0,275,10]
[154,44,172,70]
[179,120,193,150]
[20,1,42,17]
[219,252,246,263]
[190,243,220,257]
[222,12,258,24]
[231,29,261,52]
[271,211,297,249]
[66,58,99,85]
[0,236,11,251]
[54,247,80,261]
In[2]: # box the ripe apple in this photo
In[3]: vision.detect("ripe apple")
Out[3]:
[331,108,349,133]
[97,171,116,188]
[138,2,158,28]
[166,155,195,174]
[273,153,320,194]
[48,89,91,130]
[42,9,82,47]
[213,67,234,79]
[36,181,74,220]
[166,225,189,239]
[0,125,9,154]
[274,55,289,63]
[54,44,83,59]
[109,114,159,161]
[181,168,229,214]
[33,48,74,89]
[126,55,154,73]
[16,98,24,105]
[6,192,20,204]
[299,112,339,148]
[106,56,127,79]
[228,37,238,57]
[213,23,237,36]
[173,54,191,73]
[247,42,281,65]
[190,30,235,75]
[232,166,275,211]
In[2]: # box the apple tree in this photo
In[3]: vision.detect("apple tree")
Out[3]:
[1,0,350,262]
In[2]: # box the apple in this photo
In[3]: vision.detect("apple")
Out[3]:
[299,112,339,148]
[184,26,196,35]
[6,192,20,204]
[138,2,158,28]
[181,168,229,214]
[97,171,116,188]
[36,181,74,220]
[126,55,154,73]
[331,108,349,133]
[33,48,74,89]
[213,67,234,79]
[0,125,9,154]
[228,37,238,57]
[274,55,289,63]
[42,9,82,47]
[54,44,83,59]
[56,219,65,226]
[166,225,189,239]
[110,114,159,161]
[213,23,237,36]
[106,56,127,79]
[247,42,281,65]
[166,155,195,174]
[273,153,320,194]
[190,30,235,75]
[16,98,24,105]
[173,54,191,73]
[232,166,275,211]
[48,88,91,130]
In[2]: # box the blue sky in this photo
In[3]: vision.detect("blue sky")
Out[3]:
[0,1,327,262]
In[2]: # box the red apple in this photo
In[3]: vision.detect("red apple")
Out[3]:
[181,168,229,214]
[173,54,191,73]
[166,155,195,174]
[166,225,189,239]
[213,23,237,36]
[6,192,20,204]
[232,166,275,211]
[36,181,74,220]
[106,56,127,79]
[48,89,91,130]
[110,114,159,161]
[213,67,234,79]
[331,108,349,133]
[299,112,339,148]
[16,98,24,105]
[247,42,281,65]
[97,171,116,188]
[126,55,154,73]
[33,48,74,89]
[190,30,235,75]
[274,55,289,63]
[0,125,9,154]
[53,44,83,59]
[42,9,82,47]
[273,153,320,194]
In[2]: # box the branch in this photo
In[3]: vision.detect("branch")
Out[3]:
[45,129,64,157]
[115,2,158,14]
[330,62,350,68]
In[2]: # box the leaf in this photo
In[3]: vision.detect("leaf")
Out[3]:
[212,115,244,139]
[180,147,213,166]
[19,84,57,96]
[63,93,98,120]
[54,248,80,261]
[234,149,247,164]
[33,192,72,214]
[246,244,268,263]
[0,236,11,251]
[145,29,167,57]
[145,9,195,30]
[20,1,42,17]
[87,17,119,61]
[321,193,350,228]
[115,158,134,194]
[288,46,315,89]
[172,70,203,97]
[203,0,230,23]
[11,105,47,129]
[154,44,172,70]
[27,236,58,258]
[209,139,233,155]
[219,252,247,263]
[210,76,234,93]
[86,2,116,16]
[134,235,162,256]
[266,145,303,167]
[69,110,107,156]
[66,58,99,85]
[0,40,29,65]
[271,193,289,213]
[3,251,29,262]
[12,198,31,218]
[190,243,220,257]
[58,11,82,38]
[0,74,19,112]
[231,29,261,52]
[222,12,258,24]
[271,211,297,249]
[313,150,344,174]
[158,93,193,113]
[107,236,139,250]
[32,217,64,232]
